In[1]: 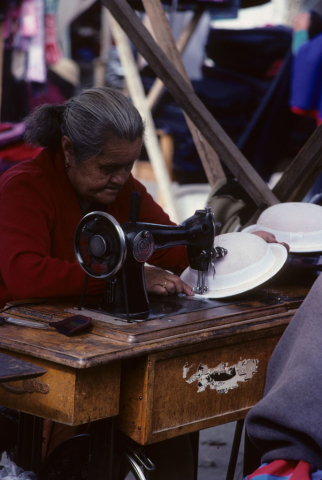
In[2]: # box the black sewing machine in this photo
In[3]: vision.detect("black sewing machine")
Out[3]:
[74,193,227,321]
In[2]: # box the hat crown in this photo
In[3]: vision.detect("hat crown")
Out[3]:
[257,202,322,233]
[214,232,268,275]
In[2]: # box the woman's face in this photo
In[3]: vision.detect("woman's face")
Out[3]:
[63,136,143,205]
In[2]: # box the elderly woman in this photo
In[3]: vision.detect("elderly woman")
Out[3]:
[0,87,197,480]
[0,87,194,309]
[0,87,285,479]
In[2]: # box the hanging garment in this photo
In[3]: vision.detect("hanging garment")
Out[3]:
[45,14,62,65]
[290,32,322,124]
[141,72,253,183]
[11,49,28,81]
[25,0,46,83]
[3,1,23,50]
[44,0,62,65]
[20,0,38,37]
[205,26,292,78]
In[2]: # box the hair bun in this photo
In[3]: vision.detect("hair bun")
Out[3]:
[24,104,66,148]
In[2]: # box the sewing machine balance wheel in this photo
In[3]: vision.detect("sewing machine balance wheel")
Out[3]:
[74,211,127,279]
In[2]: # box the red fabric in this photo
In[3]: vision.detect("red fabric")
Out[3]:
[290,105,318,119]
[248,460,311,479]
[263,59,284,79]
[0,141,43,162]
[45,14,62,65]
[0,148,188,308]
[0,123,13,133]
[290,106,322,125]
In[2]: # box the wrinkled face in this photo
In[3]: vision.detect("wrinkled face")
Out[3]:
[63,136,143,205]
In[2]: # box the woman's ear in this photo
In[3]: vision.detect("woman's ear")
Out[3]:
[61,136,74,165]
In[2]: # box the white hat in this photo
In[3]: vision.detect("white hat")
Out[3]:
[181,232,287,298]
[243,202,322,253]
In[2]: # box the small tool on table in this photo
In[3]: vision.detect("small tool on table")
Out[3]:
[0,316,51,330]
[0,315,92,335]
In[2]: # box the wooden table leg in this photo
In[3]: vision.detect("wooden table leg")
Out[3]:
[189,431,200,480]
[89,416,116,480]
[17,412,43,477]
[226,419,244,480]
[15,414,116,480]
[243,427,262,477]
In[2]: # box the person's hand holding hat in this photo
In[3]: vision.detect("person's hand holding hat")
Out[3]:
[253,231,290,251]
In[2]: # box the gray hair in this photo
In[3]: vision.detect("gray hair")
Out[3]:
[24,87,145,163]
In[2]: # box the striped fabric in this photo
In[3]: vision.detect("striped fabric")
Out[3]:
[245,460,322,480]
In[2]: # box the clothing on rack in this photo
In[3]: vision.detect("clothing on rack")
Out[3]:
[203,26,293,179]
[25,0,46,83]
[1,1,76,122]
[141,73,254,183]
[290,31,322,124]
[205,26,292,78]
[289,10,322,125]
[45,15,61,65]
[141,25,291,183]
[44,0,62,66]
[3,0,46,83]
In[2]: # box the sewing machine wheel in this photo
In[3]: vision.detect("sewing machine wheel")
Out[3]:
[74,211,127,279]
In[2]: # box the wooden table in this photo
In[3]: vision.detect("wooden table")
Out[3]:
[0,281,309,477]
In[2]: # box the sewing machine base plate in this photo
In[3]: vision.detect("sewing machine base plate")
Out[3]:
[81,294,245,322]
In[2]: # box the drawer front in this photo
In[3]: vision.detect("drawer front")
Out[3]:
[118,332,281,444]
[0,350,120,425]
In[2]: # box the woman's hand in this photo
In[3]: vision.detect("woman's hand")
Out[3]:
[144,265,193,296]
[252,231,290,251]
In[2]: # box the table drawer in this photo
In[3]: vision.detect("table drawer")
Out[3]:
[0,350,120,425]
[117,329,282,444]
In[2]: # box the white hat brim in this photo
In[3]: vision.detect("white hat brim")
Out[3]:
[181,243,288,299]
[243,225,322,253]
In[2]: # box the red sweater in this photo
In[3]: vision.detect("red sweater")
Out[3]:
[0,148,188,307]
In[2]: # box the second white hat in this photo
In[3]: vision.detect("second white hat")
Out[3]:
[243,202,322,253]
